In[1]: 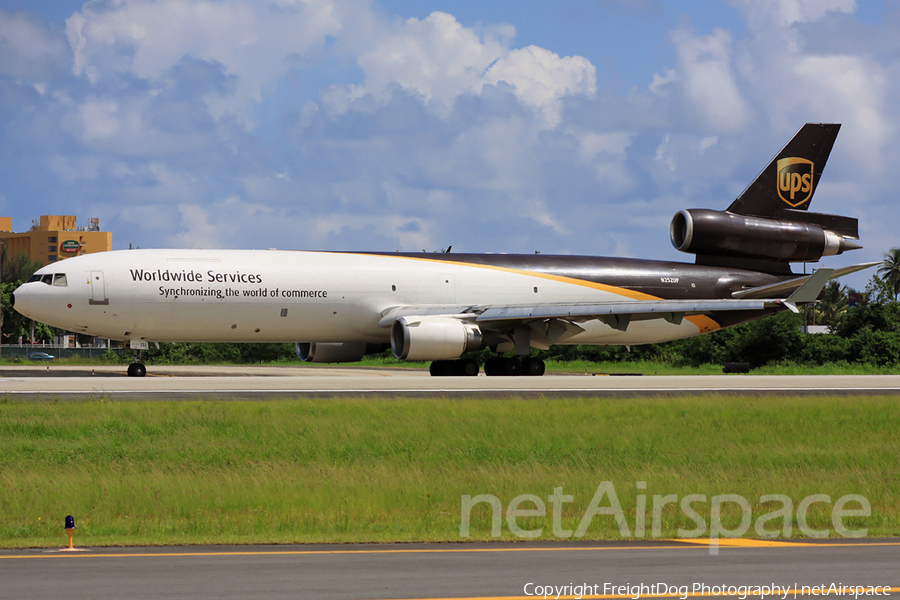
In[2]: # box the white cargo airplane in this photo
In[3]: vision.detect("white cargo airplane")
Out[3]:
[11,124,874,377]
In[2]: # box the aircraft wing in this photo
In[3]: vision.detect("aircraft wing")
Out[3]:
[476,297,785,324]
[379,299,778,329]
[379,268,835,333]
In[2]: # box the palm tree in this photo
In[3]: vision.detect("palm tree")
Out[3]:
[878,248,900,302]
[815,280,848,325]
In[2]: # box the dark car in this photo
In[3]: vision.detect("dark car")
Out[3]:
[26,352,55,360]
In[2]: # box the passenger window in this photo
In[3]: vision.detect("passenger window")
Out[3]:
[53,274,68,287]
[41,274,53,285]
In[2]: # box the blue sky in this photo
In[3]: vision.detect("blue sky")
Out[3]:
[0,0,896,290]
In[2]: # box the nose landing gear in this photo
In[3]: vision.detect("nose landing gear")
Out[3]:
[126,343,148,377]
[127,362,147,377]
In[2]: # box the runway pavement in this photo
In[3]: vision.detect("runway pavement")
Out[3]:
[1,365,900,399]
[1,539,898,600]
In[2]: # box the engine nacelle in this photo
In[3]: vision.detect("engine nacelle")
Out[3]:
[670,209,858,263]
[391,316,484,361]
[296,342,367,363]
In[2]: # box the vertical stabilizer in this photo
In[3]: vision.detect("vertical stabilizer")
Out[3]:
[727,123,840,217]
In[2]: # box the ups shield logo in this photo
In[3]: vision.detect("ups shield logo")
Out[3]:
[777,157,814,207]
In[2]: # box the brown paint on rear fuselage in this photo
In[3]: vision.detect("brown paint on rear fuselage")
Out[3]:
[364,251,787,331]
[366,252,783,297]
[379,252,799,331]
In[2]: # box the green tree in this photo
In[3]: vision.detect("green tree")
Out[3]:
[827,274,900,340]
[815,280,848,325]
[1,250,51,344]
[2,251,44,284]
[877,247,900,301]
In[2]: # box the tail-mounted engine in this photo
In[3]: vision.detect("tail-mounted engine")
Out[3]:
[670,209,861,266]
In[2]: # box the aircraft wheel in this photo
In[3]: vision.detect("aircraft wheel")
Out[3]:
[522,357,545,376]
[484,357,524,376]
[483,357,502,376]
[456,358,479,376]
[429,360,454,376]
[501,357,522,376]
[127,362,147,378]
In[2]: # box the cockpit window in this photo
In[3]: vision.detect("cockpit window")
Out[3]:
[53,274,68,287]
[27,274,42,283]
[41,274,53,285]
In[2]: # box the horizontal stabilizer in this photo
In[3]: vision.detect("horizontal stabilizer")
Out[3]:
[775,209,859,239]
[732,262,878,300]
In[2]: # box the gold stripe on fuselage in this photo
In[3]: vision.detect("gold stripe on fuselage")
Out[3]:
[378,254,722,333]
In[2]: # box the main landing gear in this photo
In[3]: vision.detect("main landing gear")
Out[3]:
[127,362,147,377]
[430,358,479,376]
[428,356,545,377]
[484,356,545,377]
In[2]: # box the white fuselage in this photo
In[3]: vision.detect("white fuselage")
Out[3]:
[13,249,712,346]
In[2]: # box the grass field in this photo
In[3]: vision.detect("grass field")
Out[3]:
[0,395,898,548]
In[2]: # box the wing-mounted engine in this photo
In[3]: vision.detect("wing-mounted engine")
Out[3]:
[671,208,861,265]
[296,342,388,363]
[391,316,487,361]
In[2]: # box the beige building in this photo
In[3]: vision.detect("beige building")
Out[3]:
[0,215,112,266]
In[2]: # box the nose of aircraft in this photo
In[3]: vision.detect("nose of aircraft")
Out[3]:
[10,283,30,316]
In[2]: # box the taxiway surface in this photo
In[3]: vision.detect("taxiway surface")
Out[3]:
[2,540,898,600]
[1,365,900,399]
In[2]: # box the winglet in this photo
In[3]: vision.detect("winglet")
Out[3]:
[776,267,834,313]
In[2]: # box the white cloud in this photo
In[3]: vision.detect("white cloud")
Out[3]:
[0,9,70,81]
[3,0,899,275]
[730,0,855,28]
[669,26,752,132]
[573,131,635,193]
[173,203,220,248]
[649,68,677,95]
[353,11,509,109]
[484,45,596,126]
[310,213,436,250]
[726,1,893,180]
[576,132,632,160]
[787,54,891,174]
[346,11,595,127]
[77,101,122,140]
[66,0,344,123]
